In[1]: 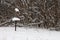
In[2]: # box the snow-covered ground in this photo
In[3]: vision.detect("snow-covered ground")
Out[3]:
[0,27,60,40]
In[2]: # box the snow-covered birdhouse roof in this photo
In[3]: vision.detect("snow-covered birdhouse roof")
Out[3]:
[12,17,20,21]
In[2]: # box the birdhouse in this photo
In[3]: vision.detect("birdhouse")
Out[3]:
[12,17,20,21]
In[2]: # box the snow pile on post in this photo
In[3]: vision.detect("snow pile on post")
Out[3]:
[12,17,20,21]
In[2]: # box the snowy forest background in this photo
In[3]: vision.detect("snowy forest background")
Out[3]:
[0,0,60,29]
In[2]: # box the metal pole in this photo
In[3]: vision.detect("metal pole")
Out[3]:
[15,21,17,31]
